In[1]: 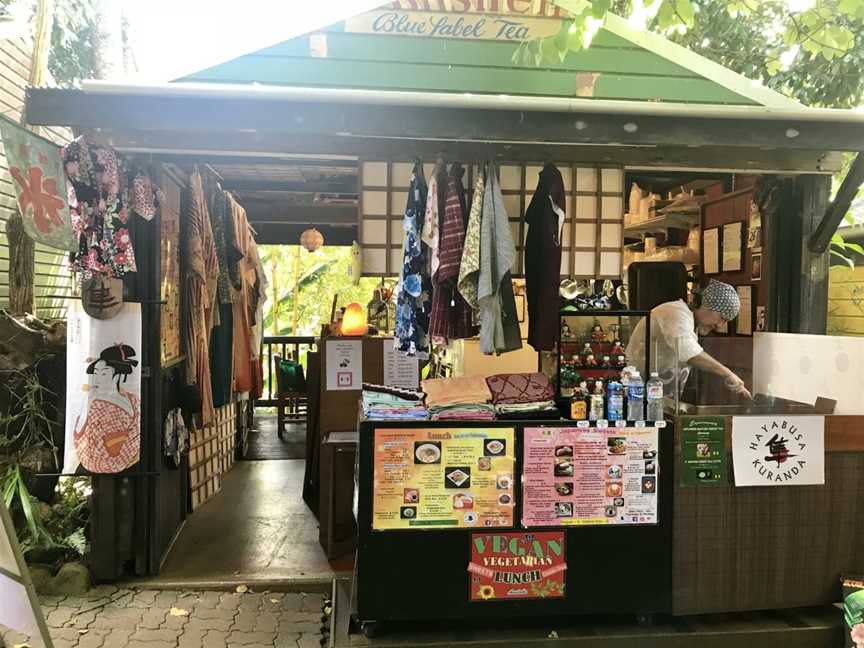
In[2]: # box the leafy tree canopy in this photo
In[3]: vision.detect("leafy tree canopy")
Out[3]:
[520,0,864,108]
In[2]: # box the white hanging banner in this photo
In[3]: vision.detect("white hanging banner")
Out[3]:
[64,301,142,474]
[731,416,825,487]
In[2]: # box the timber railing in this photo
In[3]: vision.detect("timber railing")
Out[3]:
[257,335,317,409]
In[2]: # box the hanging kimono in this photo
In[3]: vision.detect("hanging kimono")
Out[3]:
[457,170,485,320]
[230,196,256,395]
[64,136,138,280]
[524,163,566,352]
[184,170,220,426]
[429,167,477,344]
[207,186,236,408]
[248,235,268,399]
[394,162,432,357]
[478,164,522,355]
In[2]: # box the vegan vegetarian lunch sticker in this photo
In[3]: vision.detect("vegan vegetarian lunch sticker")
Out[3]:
[731,416,825,487]
[373,428,515,530]
[469,532,566,601]
[521,427,659,527]
[680,416,727,486]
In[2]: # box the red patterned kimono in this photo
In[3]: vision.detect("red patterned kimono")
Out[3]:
[428,171,478,344]
[73,392,140,473]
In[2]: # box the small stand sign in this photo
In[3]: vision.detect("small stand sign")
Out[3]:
[0,500,54,647]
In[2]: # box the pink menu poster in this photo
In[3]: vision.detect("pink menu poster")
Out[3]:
[522,426,659,527]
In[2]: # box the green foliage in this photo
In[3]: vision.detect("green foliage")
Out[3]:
[1,358,89,560]
[543,0,864,108]
[49,0,102,87]
[260,245,383,336]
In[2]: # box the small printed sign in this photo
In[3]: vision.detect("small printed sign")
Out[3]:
[469,531,566,601]
[731,416,825,487]
[680,416,727,486]
[325,339,362,391]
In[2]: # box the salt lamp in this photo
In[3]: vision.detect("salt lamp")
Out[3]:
[340,302,367,336]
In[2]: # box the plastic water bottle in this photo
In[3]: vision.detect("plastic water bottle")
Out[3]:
[607,381,624,421]
[589,381,605,421]
[627,371,644,421]
[646,372,664,421]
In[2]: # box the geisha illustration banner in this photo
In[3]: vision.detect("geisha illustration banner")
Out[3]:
[469,531,566,601]
[372,428,515,530]
[0,118,76,252]
[64,301,142,474]
[522,426,659,527]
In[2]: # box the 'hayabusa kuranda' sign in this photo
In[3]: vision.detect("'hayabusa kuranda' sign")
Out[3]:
[731,416,824,487]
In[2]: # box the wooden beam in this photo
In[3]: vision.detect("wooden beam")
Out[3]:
[25,88,864,153]
[243,203,358,226]
[224,178,358,193]
[115,131,845,173]
[809,152,864,253]
[253,223,357,246]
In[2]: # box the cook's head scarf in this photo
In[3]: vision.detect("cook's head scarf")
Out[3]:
[700,280,740,321]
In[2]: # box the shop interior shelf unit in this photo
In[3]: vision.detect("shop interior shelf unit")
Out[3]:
[623,212,698,235]
[557,309,651,406]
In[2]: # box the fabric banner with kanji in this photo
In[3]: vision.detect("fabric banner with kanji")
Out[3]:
[0,118,76,251]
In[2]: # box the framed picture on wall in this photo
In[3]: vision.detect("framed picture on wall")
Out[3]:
[722,222,744,272]
[734,285,754,336]
[751,253,762,281]
[703,227,720,275]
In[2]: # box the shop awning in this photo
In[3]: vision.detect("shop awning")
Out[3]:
[25,79,863,172]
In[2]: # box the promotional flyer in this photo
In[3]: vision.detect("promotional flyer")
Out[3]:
[468,531,566,601]
[373,428,515,530]
[522,426,659,527]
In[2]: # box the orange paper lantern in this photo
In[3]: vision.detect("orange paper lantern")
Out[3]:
[341,302,367,336]
[300,227,324,252]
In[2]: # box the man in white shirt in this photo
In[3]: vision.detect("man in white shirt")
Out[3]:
[626,280,751,398]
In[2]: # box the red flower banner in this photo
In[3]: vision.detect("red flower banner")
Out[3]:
[0,119,76,251]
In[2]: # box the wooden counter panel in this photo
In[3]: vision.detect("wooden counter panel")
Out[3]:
[673,439,864,615]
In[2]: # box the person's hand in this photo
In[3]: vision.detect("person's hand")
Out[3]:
[724,373,752,399]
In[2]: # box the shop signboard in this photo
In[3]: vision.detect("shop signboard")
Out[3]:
[345,1,567,43]
[373,427,515,530]
[731,416,825,487]
[680,416,727,486]
[468,531,566,601]
[521,426,659,527]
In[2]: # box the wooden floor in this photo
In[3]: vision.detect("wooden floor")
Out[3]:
[245,416,306,460]
[146,460,353,589]
[331,579,842,647]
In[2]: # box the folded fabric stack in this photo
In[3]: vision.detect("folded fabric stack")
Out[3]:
[362,383,428,420]
[421,375,496,421]
[486,372,561,420]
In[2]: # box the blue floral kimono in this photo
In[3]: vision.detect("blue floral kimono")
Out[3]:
[394,162,433,357]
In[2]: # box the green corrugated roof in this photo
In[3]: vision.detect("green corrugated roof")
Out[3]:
[178,2,799,109]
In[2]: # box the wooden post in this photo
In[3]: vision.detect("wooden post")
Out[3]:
[7,214,34,315]
[795,175,832,334]
[292,244,300,335]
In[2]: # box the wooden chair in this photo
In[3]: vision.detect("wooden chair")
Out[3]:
[273,353,307,439]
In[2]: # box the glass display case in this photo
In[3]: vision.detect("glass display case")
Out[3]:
[557,310,653,421]
[673,331,864,415]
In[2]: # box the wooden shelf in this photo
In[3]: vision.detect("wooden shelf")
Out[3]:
[624,212,699,235]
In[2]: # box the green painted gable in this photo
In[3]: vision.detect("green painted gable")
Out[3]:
[179,7,796,108]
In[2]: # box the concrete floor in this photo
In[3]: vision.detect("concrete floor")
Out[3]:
[153,460,352,588]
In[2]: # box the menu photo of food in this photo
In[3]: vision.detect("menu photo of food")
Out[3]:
[374,428,516,530]
[484,439,507,457]
[445,466,471,489]
[415,441,442,465]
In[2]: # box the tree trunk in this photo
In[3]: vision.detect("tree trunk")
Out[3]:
[7,212,35,316]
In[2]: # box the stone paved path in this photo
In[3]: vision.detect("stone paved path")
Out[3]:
[1,587,326,648]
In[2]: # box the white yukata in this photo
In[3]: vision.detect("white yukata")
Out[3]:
[626,299,704,395]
